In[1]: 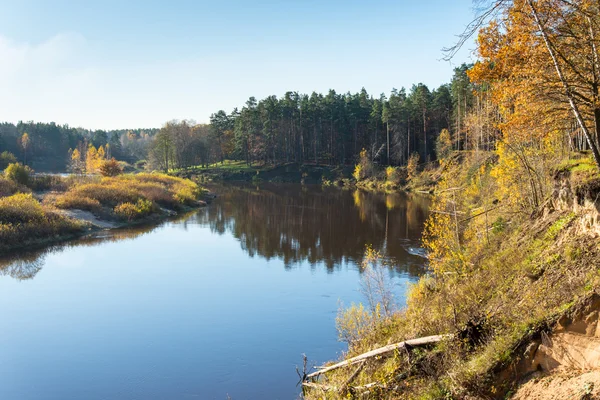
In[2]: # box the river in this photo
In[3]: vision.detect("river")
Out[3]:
[0,183,430,400]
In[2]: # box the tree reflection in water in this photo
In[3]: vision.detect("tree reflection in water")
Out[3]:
[195,183,430,276]
[0,212,194,281]
[0,185,430,281]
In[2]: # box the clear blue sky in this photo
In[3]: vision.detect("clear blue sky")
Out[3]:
[0,0,476,130]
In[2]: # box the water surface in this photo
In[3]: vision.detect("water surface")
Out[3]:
[0,183,429,399]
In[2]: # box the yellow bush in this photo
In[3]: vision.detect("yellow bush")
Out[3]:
[4,163,32,186]
[407,153,420,181]
[54,193,101,212]
[52,173,203,219]
[173,183,198,205]
[0,193,83,250]
[128,173,186,188]
[61,182,140,207]
[0,193,45,223]
[353,149,373,182]
[336,303,378,346]
[353,164,363,181]
[385,166,402,184]
[114,199,155,221]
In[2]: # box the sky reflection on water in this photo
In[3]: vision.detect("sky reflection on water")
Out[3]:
[0,184,429,400]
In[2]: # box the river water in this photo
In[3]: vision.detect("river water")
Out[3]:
[0,183,429,400]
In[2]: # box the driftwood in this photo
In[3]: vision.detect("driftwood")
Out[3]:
[305,334,450,379]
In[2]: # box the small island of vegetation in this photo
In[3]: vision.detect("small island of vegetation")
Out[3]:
[0,160,206,254]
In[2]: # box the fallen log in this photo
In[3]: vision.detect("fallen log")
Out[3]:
[305,334,451,379]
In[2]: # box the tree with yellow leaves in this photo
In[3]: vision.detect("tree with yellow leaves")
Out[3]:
[435,129,453,161]
[465,0,600,168]
[20,133,30,166]
[85,145,103,174]
[70,148,84,174]
[97,145,106,161]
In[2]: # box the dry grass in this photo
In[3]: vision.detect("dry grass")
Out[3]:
[54,192,101,212]
[306,152,600,400]
[0,176,28,197]
[51,173,203,219]
[0,173,203,253]
[0,193,84,252]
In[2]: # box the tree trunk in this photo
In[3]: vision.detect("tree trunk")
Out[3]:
[386,122,390,165]
[527,0,600,167]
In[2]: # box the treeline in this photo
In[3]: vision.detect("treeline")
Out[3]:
[208,68,481,167]
[148,65,484,171]
[1,63,489,172]
[0,122,158,171]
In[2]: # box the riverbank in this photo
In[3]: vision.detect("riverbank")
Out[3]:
[171,159,443,195]
[303,151,600,399]
[172,160,355,185]
[0,172,209,255]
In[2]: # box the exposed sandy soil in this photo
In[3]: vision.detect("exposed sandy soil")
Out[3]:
[512,370,600,400]
[510,298,600,400]
[56,209,118,229]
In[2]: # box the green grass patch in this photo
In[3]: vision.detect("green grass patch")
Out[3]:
[558,157,596,173]
[545,212,576,240]
[174,159,263,173]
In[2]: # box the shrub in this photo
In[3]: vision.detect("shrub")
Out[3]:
[492,216,506,234]
[52,173,202,217]
[0,151,17,170]
[0,193,83,250]
[127,173,184,188]
[0,176,25,197]
[353,148,373,182]
[385,166,403,184]
[353,164,363,181]
[173,183,199,205]
[132,182,174,205]
[28,175,67,192]
[68,182,140,207]
[407,153,420,181]
[134,160,147,170]
[98,158,123,177]
[0,193,45,224]
[114,199,154,221]
[54,192,101,212]
[4,163,32,186]
[336,303,378,346]
[61,174,100,189]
